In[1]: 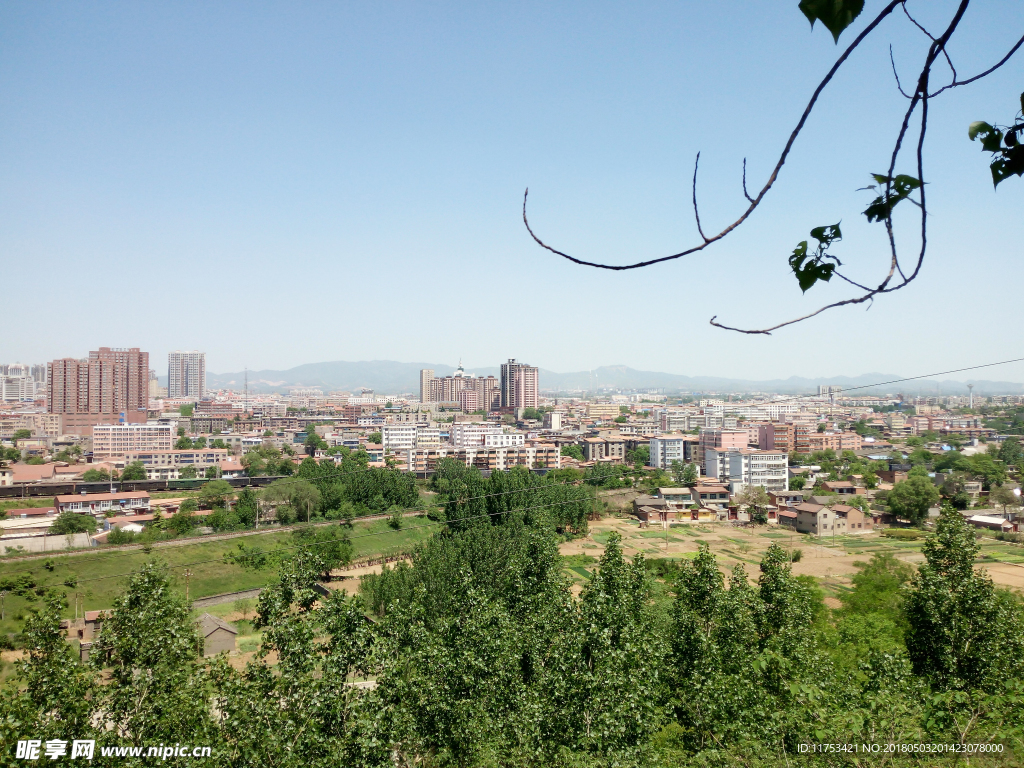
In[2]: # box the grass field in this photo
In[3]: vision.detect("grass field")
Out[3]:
[0,516,441,638]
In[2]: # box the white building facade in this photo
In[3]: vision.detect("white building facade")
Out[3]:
[92,424,174,457]
[168,351,206,399]
[703,447,788,492]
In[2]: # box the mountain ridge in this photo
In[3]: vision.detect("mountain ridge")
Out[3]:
[202,360,1024,396]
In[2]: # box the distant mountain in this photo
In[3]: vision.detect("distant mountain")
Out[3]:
[205,361,1024,396]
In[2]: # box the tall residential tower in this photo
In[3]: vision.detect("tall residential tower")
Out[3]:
[48,347,149,434]
[500,359,539,410]
[168,351,206,399]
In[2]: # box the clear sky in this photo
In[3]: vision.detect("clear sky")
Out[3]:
[2,1,1022,381]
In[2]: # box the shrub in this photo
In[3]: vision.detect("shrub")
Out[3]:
[880,528,925,540]
[791,548,803,562]
[106,527,136,545]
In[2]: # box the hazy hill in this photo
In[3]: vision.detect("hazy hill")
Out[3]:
[204,361,1024,396]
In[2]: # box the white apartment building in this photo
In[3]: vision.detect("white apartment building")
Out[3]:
[167,351,206,399]
[380,424,441,453]
[542,411,562,431]
[0,374,35,402]
[649,434,699,470]
[703,447,788,492]
[483,432,525,448]
[92,424,174,457]
[450,422,501,448]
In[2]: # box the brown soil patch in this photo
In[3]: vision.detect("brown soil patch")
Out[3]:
[986,563,1024,591]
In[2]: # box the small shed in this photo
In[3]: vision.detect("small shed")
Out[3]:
[198,613,238,656]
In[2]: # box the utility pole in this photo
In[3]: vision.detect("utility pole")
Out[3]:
[0,590,6,622]
[184,569,193,602]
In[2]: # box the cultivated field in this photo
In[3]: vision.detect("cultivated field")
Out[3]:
[558,515,1024,602]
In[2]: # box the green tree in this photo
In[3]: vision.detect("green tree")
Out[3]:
[204,465,220,479]
[838,551,913,632]
[560,444,584,461]
[49,512,97,535]
[788,475,806,490]
[291,479,322,523]
[199,479,234,509]
[680,462,699,487]
[626,444,650,467]
[998,436,1023,466]
[904,508,1024,690]
[11,429,31,442]
[82,467,111,482]
[167,508,195,536]
[887,476,940,525]
[120,461,147,481]
[175,435,194,450]
[1,593,97,743]
[179,465,198,479]
[90,562,214,746]
[367,431,382,445]
[989,485,1018,513]
[235,488,260,528]
[736,485,770,525]
[304,427,327,456]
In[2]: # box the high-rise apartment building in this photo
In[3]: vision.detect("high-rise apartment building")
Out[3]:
[168,351,206,399]
[48,347,149,435]
[500,358,539,410]
[419,369,434,404]
[419,365,500,412]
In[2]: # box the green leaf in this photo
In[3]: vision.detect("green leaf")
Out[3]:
[809,222,841,246]
[788,235,837,293]
[798,0,865,43]
[968,121,994,141]
[863,174,921,222]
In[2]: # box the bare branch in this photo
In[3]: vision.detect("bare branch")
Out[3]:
[742,158,754,203]
[522,0,905,271]
[889,45,912,99]
[692,152,709,243]
[902,1,958,83]
[930,31,1024,97]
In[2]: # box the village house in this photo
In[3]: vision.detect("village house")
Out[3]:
[198,613,238,656]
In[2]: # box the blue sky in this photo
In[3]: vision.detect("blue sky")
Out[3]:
[2,1,1022,381]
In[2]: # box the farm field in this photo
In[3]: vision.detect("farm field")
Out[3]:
[558,515,1024,603]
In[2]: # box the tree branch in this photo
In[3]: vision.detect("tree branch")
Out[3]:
[522,0,905,270]
[708,1,969,335]
[692,152,709,243]
[889,45,912,99]
[930,31,1024,97]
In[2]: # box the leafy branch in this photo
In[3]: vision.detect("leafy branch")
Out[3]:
[523,1,1024,334]
[969,92,1024,188]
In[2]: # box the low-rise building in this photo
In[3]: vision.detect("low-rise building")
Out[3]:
[92,424,173,457]
[198,613,238,656]
[583,435,625,463]
[704,447,788,492]
[122,449,230,479]
[402,441,560,473]
[793,501,870,535]
[54,491,150,516]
